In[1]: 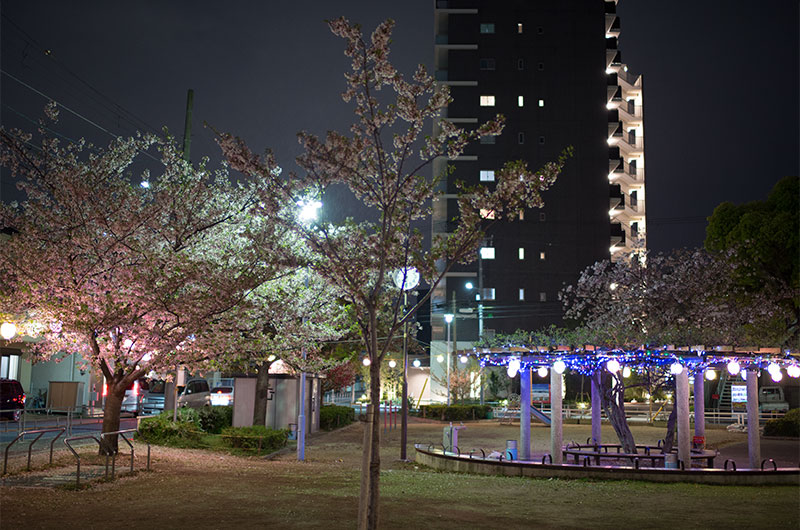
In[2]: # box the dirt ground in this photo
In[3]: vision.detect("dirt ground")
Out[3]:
[1,418,798,529]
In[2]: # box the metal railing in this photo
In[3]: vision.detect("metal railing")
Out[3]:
[3,427,66,474]
[63,428,150,487]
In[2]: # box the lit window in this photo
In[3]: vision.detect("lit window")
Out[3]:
[480,247,495,260]
[480,95,496,107]
[480,58,496,70]
[480,208,496,219]
[519,210,525,220]
[539,251,546,260]
[518,132,525,144]
[517,23,523,34]
[518,58,524,70]
[539,292,547,302]
[538,99,545,107]
[518,96,524,107]
[480,135,496,144]
[518,247,525,260]
[519,288,525,301]
[480,23,495,34]
[480,170,495,182]
[483,288,496,300]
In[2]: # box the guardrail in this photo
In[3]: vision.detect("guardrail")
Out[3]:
[3,427,66,474]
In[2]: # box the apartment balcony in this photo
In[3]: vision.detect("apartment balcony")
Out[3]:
[605,14,620,38]
[618,102,643,126]
[608,163,644,187]
[610,222,625,246]
[434,70,478,87]
[435,0,478,11]
[434,34,477,50]
[610,132,644,156]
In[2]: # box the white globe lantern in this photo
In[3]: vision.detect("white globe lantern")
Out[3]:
[0,322,17,340]
[552,360,566,375]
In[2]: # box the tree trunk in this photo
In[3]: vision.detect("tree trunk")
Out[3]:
[596,372,636,454]
[253,361,271,426]
[101,388,124,455]
[357,310,382,530]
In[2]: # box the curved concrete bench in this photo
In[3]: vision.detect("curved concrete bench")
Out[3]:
[414,444,800,486]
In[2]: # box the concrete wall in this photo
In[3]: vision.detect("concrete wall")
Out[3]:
[28,352,92,408]
[263,374,322,434]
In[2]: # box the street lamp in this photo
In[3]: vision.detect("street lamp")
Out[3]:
[297,197,321,462]
[444,313,454,406]
[0,322,18,340]
[393,266,419,461]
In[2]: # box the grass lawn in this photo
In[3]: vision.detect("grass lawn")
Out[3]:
[1,419,797,529]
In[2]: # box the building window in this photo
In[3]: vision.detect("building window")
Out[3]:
[518,58,525,70]
[480,23,495,34]
[537,26,544,35]
[480,208,496,219]
[538,99,545,107]
[518,96,524,107]
[519,288,525,301]
[480,247,495,260]
[479,58,496,70]
[518,247,525,260]
[539,136,546,145]
[539,212,546,222]
[483,288,496,300]
[480,170,495,182]
[518,132,525,144]
[539,251,546,260]
[480,135,496,144]
[538,62,544,71]
[519,210,525,221]
[539,292,547,302]
[480,95,496,107]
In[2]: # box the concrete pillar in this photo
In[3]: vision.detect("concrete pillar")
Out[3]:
[675,368,691,467]
[590,374,601,446]
[693,371,705,440]
[746,370,761,469]
[550,369,563,464]
[520,367,531,460]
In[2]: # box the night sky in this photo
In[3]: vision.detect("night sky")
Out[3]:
[1,1,797,253]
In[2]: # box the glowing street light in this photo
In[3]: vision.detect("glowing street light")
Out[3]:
[0,322,17,340]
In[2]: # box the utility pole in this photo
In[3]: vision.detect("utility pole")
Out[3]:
[182,89,194,162]
[478,248,484,405]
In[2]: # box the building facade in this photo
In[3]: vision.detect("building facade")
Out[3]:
[429,0,646,368]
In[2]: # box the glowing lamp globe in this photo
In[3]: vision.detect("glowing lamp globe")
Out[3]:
[507,357,521,378]
[606,359,620,373]
[727,360,741,376]
[0,322,17,340]
[705,369,717,381]
[670,362,683,375]
[552,360,566,375]
[787,365,800,378]
[388,360,397,369]
[537,366,548,378]
[767,362,780,375]
[362,358,371,367]
[459,355,468,364]
[412,359,421,368]
[770,369,783,382]
[437,355,444,363]
[622,366,632,378]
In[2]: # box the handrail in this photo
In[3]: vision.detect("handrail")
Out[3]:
[724,459,737,471]
[761,458,777,471]
[64,434,102,487]
[3,427,66,474]
[541,454,552,465]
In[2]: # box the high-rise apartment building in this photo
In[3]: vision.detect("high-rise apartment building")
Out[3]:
[429,0,646,359]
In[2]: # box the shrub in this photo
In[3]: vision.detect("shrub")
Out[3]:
[320,405,355,431]
[418,404,492,421]
[199,406,233,434]
[220,425,289,454]
[137,410,203,447]
[763,408,800,437]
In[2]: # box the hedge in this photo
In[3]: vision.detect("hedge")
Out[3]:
[198,406,233,434]
[137,410,204,446]
[418,404,492,421]
[763,408,800,438]
[220,425,289,453]
[320,405,355,431]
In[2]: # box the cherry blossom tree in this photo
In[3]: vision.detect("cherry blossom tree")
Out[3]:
[218,18,569,529]
[0,106,289,449]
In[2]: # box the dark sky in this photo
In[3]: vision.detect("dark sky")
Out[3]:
[1,1,797,253]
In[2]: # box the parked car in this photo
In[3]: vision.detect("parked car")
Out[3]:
[759,386,790,414]
[141,379,166,415]
[120,379,144,416]
[210,386,234,407]
[0,378,26,421]
[177,379,211,409]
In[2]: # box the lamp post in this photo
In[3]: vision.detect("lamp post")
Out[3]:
[393,267,419,461]
[297,198,321,462]
[444,313,454,406]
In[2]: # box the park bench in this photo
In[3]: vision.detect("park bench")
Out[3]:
[562,442,716,468]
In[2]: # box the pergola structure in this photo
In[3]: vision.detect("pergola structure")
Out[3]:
[459,345,800,469]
